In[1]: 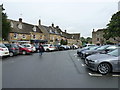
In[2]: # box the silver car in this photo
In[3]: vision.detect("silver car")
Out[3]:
[85,48,120,75]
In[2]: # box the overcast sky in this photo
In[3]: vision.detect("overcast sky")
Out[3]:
[1,0,119,38]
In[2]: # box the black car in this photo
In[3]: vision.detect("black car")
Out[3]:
[4,44,19,56]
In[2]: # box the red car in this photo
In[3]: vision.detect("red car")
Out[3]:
[18,45,32,55]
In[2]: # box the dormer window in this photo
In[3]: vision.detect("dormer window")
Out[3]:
[14,33,17,39]
[18,23,22,29]
[33,35,36,39]
[55,30,58,34]
[50,29,52,33]
[33,26,37,32]
[72,35,74,39]
[22,34,26,39]
[10,21,14,28]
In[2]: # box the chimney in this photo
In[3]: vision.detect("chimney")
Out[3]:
[93,29,95,32]
[19,18,22,22]
[56,26,59,29]
[38,19,41,25]
[52,23,54,27]
[65,30,67,33]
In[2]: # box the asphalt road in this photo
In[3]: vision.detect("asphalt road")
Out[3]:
[2,50,120,88]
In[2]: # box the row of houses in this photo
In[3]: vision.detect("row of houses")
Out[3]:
[7,18,81,46]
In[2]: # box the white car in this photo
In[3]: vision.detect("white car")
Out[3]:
[43,44,56,51]
[22,44,36,52]
[0,44,9,57]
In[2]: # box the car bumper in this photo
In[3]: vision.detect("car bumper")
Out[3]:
[0,51,9,56]
[85,59,98,71]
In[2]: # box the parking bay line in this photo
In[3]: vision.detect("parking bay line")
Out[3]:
[81,64,85,66]
[88,73,102,77]
[112,75,120,77]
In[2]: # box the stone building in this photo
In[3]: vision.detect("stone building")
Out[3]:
[8,18,45,43]
[8,18,81,45]
[92,29,118,45]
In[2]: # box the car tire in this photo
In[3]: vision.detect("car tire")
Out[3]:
[97,63,111,75]
[46,49,50,52]
[22,51,26,55]
[37,50,40,53]
[9,52,14,57]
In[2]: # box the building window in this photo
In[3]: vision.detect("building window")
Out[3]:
[14,33,17,39]
[33,35,36,39]
[97,38,99,41]
[33,26,37,32]
[22,34,26,39]
[10,22,14,28]
[18,23,22,29]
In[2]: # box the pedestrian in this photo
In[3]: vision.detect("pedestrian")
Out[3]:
[39,43,45,56]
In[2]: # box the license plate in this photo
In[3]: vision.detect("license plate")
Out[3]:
[5,52,8,54]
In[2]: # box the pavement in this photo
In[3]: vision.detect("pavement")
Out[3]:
[2,50,120,88]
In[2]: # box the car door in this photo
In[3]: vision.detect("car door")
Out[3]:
[118,56,120,71]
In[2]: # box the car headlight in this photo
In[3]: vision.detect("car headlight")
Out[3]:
[86,53,89,55]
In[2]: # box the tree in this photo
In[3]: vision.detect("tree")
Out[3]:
[103,11,120,42]
[2,5,11,41]
[86,37,92,44]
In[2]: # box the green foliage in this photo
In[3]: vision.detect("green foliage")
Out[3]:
[60,39,68,45]
[80,37,92,45]
[103,11,120,42]
[2,11,11,40]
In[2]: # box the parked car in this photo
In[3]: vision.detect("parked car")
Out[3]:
[17,45,32,55]
[33,43,40,52]
[77,46,94,57]
[0,44,9,57]
[4,44,19,57]
[83,44,95,47]
[85,48,120,75]
[22,44,36,52]
[42,44,56,51]
[59,45,70,50]
[72,44,79,49]
[81,46,100,59]
[82,45,118,59]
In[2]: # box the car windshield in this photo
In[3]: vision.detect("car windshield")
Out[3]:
[89,46,99,50]
[0,44,6,48]
[107,48,120,57]
[96,45,110,50]
[19,45,25,48]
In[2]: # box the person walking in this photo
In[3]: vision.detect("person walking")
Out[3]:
[38,43,45,56]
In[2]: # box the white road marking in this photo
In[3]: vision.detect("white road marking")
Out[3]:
[77,59,80,61]
[74,53,77,56]
[81,64,85,66]
[112,75,120,77]
[88,73,102,76]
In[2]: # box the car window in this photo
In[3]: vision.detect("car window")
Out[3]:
[89,46,99,50]
[97,45,110,50]
[43,45,48,47]
[0,44,7,48]
[23,45,30,47]
[107,49,120,57]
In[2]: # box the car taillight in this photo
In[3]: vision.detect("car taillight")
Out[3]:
[11,48,16,50]
[49,46,53,48]
[0,48,3,51]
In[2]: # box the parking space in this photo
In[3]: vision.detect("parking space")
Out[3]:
[73,53,120,77]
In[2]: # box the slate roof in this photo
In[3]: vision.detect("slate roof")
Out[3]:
[8,19,43,34]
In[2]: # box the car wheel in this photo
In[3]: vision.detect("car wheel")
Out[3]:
[98,63,111,75]
[9,52,14,57]
[46,49,50,52]
[22,51,26,55]
[37,50,40,53]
